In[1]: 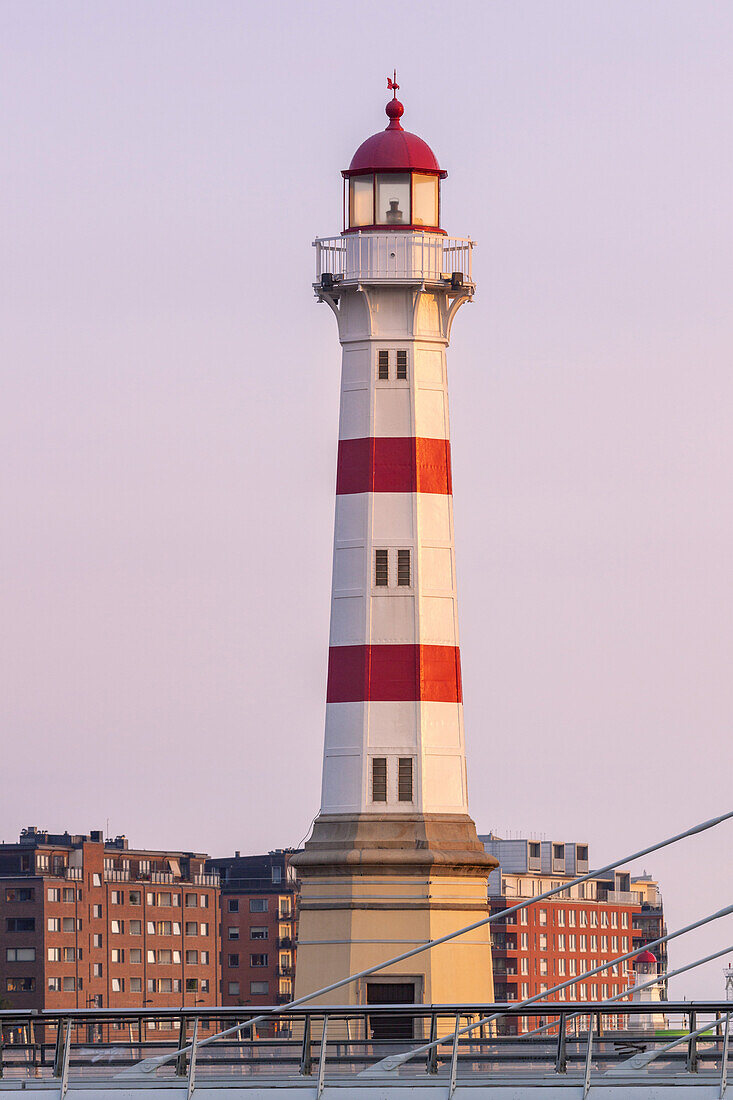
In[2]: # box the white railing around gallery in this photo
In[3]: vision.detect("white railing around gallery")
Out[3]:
[314,231,474,285]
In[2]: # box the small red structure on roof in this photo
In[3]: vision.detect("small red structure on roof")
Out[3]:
[635,950,657,965]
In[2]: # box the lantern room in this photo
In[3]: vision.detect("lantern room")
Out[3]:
[343,86,447,234]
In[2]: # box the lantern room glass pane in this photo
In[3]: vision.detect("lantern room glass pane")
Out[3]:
[349,175,374,227]
[376,174,410,225]
[412,173,439,227]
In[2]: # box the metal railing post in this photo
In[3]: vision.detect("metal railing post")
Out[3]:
[688,1010,698,1072]
[53,1019,65,1078]
[426,1012,438,1074]
[186,1017,198,1100]
[59,1018,72,1100]
[300,1014,312,1076]
[176,1015,188,1076]
[555,1012,567,1073]
[719,1010,730,1099]
[583,1013,594,1098]
[448,1013,460,1098]
[316,1015,329,1099]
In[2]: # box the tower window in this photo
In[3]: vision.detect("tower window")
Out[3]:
[378,350,389,380]
[396,351,407,379]
[372,758,387,802]
[398,758,413,802]
[375,549,389,586]
[397,549,411,586]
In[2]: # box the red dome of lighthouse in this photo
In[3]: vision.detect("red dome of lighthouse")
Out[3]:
[635,950,657,965]
[346,96,447,178]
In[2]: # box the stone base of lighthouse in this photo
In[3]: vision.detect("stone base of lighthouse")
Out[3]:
[291,814,497,1007]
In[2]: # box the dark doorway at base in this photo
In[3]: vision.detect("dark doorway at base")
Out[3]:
[367,982,416,1039]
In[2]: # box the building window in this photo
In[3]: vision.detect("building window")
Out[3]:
[227,899,239,913]
[111,920,124,934]
[378,350,389,380]
[201,951,209,964]
[398,757,413,802]
[251,927,268,940]
[185,893,197,908]
[250,954,268,968]
[158,949,172,964]
[92,873,102,887]
[5,887,35,902]
[111,891,124,905]
[228,982,240,996]
[7,918,35,932]
[186,978,199,993]
[147,950,155,964]
[62,977,76,992]
[111,978,124,993]
[93,963,103,978]
[92,905,102,919]
[47,977,61,992]
[129,891,141,905]
[228,953,239,967]
[130,949,141,963]
[250,899,268,913]
[7,977,35,993]
[250,981,269,995]
[47,918,60,933]
[186,950,199,964]
[397,549,411,586]
[6,948,35,962]
[375,549,389,587]
[557,910,565,927]
[396,350,408,380]
[372,757,387,802]
[48,888,60,902]
[63,947,76,962]
[228,927,239,940]
[130,977,142,993]
[130,920,142,935]
[185,922,199,936]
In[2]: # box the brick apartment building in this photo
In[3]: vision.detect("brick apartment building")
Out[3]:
[204,850,297,1009]
[0,828,220,1021]
[481,835,667,1034]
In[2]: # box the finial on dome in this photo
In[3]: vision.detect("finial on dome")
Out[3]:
[385,70,404,130]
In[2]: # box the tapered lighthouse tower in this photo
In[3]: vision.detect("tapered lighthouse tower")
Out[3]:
[292,83,496,1008]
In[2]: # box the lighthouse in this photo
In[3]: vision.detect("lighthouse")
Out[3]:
[291,81,496,1011]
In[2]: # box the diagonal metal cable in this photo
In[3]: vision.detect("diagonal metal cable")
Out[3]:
[116,807,733,1076]
[366,902,733,1071]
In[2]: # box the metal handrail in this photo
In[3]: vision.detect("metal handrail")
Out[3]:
[313,231,474,284]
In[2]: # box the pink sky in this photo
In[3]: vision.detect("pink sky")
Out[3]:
[1,1,732,998]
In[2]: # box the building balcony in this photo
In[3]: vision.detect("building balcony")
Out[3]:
[193,873,220,887]
[598,889,641,905]
[64,867,82,881]
[278,965,294,977]
[149,872,174,884]
[314,231,474,286]
[104,869,130,882]
[277,937,293,949]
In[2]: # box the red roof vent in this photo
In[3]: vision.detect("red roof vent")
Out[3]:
[635,950,657,965]
[346,91,446,179]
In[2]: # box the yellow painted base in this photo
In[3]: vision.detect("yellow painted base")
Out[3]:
[294,870,495,1006]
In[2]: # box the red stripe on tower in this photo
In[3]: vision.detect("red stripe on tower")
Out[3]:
[336,437,452,495]
[326,644,462,703]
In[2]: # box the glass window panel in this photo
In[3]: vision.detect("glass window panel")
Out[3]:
[412,173,438,227]
[349,175,373,227]
[376,174,410,225]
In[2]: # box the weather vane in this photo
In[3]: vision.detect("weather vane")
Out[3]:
[387,69,399,95]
